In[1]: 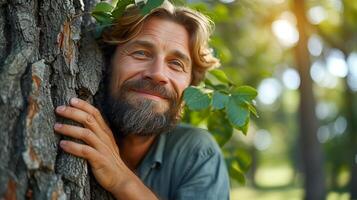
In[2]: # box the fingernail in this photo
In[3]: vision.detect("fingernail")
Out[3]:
[71,97,79,105]
[56,106,65,112]
[54,123,62,129]
[60,140,67,147]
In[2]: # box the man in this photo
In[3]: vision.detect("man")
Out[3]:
[54,1,230,199]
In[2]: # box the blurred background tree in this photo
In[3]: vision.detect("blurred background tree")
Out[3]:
[179,0,357,199]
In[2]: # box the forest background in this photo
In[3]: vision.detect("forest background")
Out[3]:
[0,0,356,199]
[183,0,357,199]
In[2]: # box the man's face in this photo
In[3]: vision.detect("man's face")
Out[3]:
[104,17,192,137]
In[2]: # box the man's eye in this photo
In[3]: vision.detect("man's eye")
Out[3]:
[169,60,185,72]
[132,50,149,58]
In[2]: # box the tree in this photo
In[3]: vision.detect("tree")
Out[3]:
[0,0,113,198]
[292,0,326,199]
[314,0,357,196]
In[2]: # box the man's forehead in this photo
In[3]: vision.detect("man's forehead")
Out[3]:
[133,18,190,48]
[124,17,192,61]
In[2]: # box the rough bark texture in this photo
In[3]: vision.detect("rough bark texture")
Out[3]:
[292,0,326,200]
[0,0,113,199]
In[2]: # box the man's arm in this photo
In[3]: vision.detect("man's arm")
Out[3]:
[54,97,158,200]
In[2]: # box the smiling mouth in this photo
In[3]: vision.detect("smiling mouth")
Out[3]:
[130,89,167,101]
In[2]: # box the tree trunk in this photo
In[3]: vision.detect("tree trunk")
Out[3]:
[0,0,113,199]
[292,0,326,200]
[346,88,357,199]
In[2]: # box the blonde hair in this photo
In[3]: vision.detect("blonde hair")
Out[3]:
[102,1,220,85]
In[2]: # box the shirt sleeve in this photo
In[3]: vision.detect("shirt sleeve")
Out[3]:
[173,134,230,200]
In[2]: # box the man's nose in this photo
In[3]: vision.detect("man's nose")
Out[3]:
[143,57,169,85]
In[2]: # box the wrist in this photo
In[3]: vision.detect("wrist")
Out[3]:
[109,167,135,199]
[112,177,135,199]
[111,173,158,200]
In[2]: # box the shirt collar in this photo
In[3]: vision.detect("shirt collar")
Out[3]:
[152,132,166,167]
[136,132,167,179]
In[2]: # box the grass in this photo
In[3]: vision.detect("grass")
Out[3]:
[231,164,302,200]
[231,185,302,200]
[230,164,351,200]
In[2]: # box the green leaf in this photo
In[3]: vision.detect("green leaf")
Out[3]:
[183,86,211,110]
[229,163,246,185]
[234,149,252,172]
[212,91,229,110]
[209,69,232,84]
[240,117,249,135]
[111,0,119,6]
[204,78,230,93]
[231,86,258,103]
[208,111,233,147]
[182,107,210,126]
[112,0,135,19]
[92,2,114,13]
[246,102,259,118]
[140,0,165,15]
[226,97,249,129]
[92,12,113,25]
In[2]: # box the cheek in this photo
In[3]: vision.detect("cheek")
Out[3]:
[170,73,191,98]
[111,59,144,92]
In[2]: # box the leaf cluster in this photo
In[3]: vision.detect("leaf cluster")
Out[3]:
[183,69,258,144]
[91,0,164,36]
[183,69,258,184]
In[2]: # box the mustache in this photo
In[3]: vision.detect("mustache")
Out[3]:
[121,79,178,101]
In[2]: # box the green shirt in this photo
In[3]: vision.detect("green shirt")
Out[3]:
[136,124,230,200]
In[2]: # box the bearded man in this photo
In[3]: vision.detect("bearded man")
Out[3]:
[54,1,230,199]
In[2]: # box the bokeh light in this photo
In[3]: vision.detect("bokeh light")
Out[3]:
[272,18,299,47]
[282,68,300,90]
[347,52,357,91]
[327,49,348,78]
[317,125,330,143]
[307,6,327,24]
[329,0,343,11]
[308,34,323,56]
[219,0,235,3]
[333,116,347,135]
[254,129,272,151]
[315,101,338,120]
[347,52,357,76]
[310,60,338,88]
[257,78,283,105]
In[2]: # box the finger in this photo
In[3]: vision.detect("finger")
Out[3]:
[69,98,119,151]
[55,105,108,142]
[54,123,104,151]
[56,105,119,154]
[70,98,112,134]
[59,140,104,169]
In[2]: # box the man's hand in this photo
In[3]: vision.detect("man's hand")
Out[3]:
[54,97,127,191]
[54,97,157,199]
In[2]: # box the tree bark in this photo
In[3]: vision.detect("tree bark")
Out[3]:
[292,0,326,200]
[0,0,112,199]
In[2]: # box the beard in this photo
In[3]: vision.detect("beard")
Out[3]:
[102,78,182,138]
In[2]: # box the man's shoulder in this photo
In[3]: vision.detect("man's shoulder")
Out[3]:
[165,124,221,157]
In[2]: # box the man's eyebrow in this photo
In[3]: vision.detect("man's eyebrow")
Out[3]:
[172,50,191,65]
[126,40,155,49]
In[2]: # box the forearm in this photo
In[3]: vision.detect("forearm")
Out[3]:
[112,172,158,200]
